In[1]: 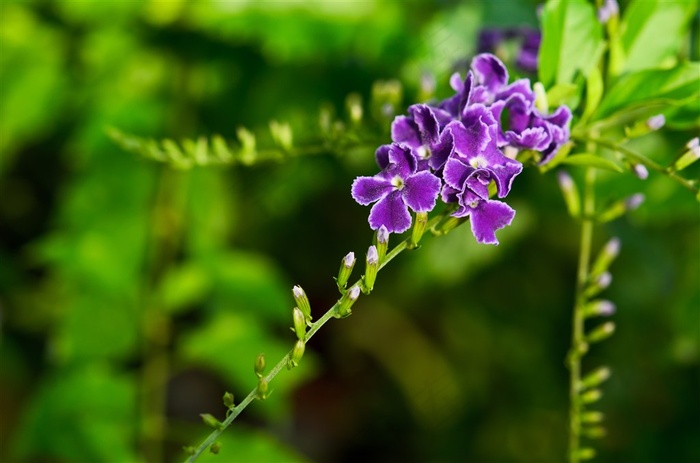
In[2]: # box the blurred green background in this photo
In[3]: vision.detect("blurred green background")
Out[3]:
[1,1,698,462]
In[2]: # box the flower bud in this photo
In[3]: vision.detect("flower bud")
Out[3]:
[346,93,363,124]
[200,413,223,430]
[673,137,700,171]
[288,339,305,369]
[584,272,612,298]
[646,114,665,131]
[222,391,235,409]
[574,447,596,460]
[269,120,293,151]
[597,194,644,222]
[583,299,616,318]
[410,212,429,248]
[580,366,611,390]
[533,81,548,114]
[583,426,607,439]
[292,285,312,324]
[632,164,648,180]
[254,353,266,378]
[557,170,581,217]
[597,0,618,24]
[363,246,379,293]
[376,225,389,262]
[337,252,356,289]
[292,307,306,341]
[183,446,196,456]
[580,389,603,404]
[210,442,221,454]
[591,237,620,277]
[256,378,269,400]
[336,284,360,318]
[582,411,605,424]
[586,322,615,343]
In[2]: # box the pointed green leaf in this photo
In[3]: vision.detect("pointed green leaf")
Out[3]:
[560,154,624,173]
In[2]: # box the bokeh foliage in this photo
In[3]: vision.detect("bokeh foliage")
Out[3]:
[0,1,698,462]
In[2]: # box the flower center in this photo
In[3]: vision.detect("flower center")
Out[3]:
[469,155,487,169]
[391,176,405,190]
[416,145,431,160]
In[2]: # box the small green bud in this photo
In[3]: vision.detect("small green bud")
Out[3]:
[580,366,611,390]
[574,447,596,460]
[236,126,257,165]
[410,212,428,248]
[673,137,700,171]
[183,446,196,456]
[591,237,620,277]
[597,194,644,222]
[288,339,305,369]
[336,284,360,318]
[269,120,293,151]
[583,426,607,439]
[210,442,221,454]
[533,81,548,114]
[582,411,604,423]
[223,391,235,409]
[292,285,312,324]
[337,252,356,289]
[256,378,269,400]
[580,388,603,404]
[200,413,223,430]
[376,225,389,263]
[254,353,266,378]
[625,114,665,138]
[371,79,403,121]
[292,307,306,341]
[436,215,466,235]
[345,93,363,124]
[586,322,615,343]
[583,299,616,318]
[362,246,379,293]
[584,272,612,298]
[557,170,581,217]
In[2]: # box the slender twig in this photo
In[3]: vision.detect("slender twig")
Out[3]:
[572,134,698,194]
[183,215,443,462]
[568,167,596,463]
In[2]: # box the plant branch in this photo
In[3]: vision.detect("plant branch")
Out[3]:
[183,215,444,462]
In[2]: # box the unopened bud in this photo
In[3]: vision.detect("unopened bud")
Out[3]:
[363,246,379,293]
[223,391,235,409]
[625,193,645,210]
[674,137,700,171]
[632,164,648,180]
[376,225,389,262]
[288,339,305,369]
[200,413,223,430]
[580,389,603,404]
[557,170,581,217]
[574,447,596,460]
[410,212,429,248]
[269,120,293,151]
[254,353,266,378]
[591,237,620,276]
[583,426,607,438]
[646,114,665,131]
[210,442,221,454]
[580,366,611,390]
[585,272,612,298]
[346,93,363,124]
[533,81,548,114]
[337,252,356,289]
[256,378,269,400]
[598,194,644,222]
[336,284,360,318]
[292,285,312,324]
[582,411,605,423]
[583,300,616,318]
[183,446,196,456]
[292,307,306,341]
[586,321,615,343]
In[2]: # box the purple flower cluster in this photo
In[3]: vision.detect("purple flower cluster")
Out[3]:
[477,27,541,73]
[352,53,572,245]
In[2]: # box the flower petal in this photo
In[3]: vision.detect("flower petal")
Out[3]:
[471,53,509,95]
[403,171,441,213]
[409,104,441,145]
[443,156,473,191]
[469,199,516,245]
[368,190,412,233]
[391,116,421,148]
[386,143,417,178]
[351,176,392,206]
[375,144,392,169]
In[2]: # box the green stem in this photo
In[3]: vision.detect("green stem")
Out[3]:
[183,215,442,462]
[572,134,698,194]
[568,168,596,463]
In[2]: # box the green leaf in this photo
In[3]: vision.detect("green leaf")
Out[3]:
[593,62,700,122]
[560,154,624,173]
[158,263,212,314]
[539,0,605,88]
[620,0,697,73]
[12,365,137,463]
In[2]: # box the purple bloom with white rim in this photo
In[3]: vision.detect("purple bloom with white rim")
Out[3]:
[442,186,516,245]
[391,104,453,169]
[352,143,441,234]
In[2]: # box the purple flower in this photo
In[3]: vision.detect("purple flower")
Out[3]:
[390,104,453,169]
[597,0,619,24]
[515,29,541,73]
[477,28,541,73]
[352,143,441,233]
